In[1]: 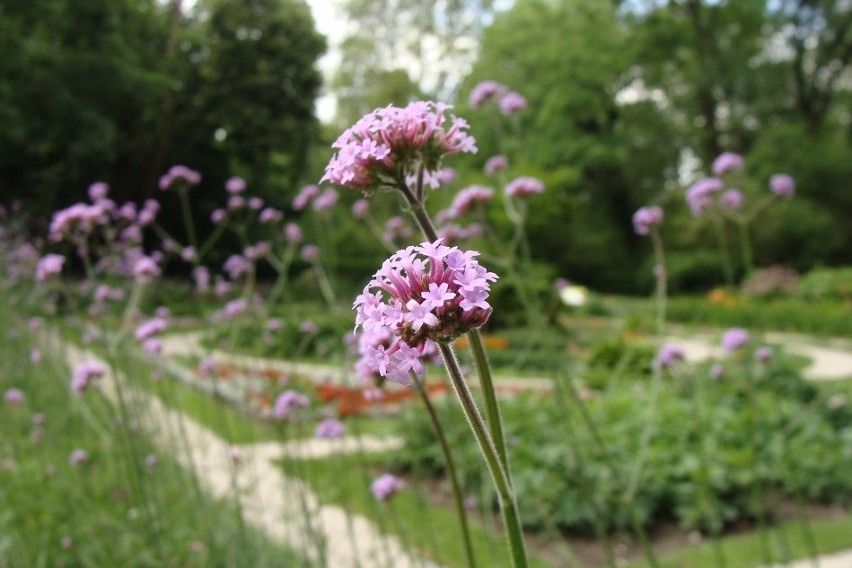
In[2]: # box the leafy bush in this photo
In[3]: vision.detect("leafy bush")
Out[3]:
[395,356,852,535]
[797,266,852,303]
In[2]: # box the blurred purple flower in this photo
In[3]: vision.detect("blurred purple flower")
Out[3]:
[720,328,750,352]
[314,417,345,439]
[769,174,795,197]
[484,155,508,176]
[225,176,246,194]
[711,152,744,176]
[273,390,309,418]
[632,206,663,236]
[371,473,405,501]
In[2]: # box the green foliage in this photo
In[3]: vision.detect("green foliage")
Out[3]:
[0,299,306,566]
[583,338,655,389]
[396,358,852,535]
[665,296,852,336]
[797,266,852,303]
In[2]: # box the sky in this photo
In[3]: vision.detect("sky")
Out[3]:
[304,0,349,122]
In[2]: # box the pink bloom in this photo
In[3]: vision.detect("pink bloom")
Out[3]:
[145,454,158,469]
[88,182,109,201]
[134,317,168,340]
[769,174,795,197]
[450,185,494,217]
[632,206,664,236]
[159,165,201,190]
[292,185,319,210]
[211,209,227,223]
[321,101,477,191]
[248,197,263,210]
[273,390,309,418]
[371,473,405,501]
[499,91,527,115]
[259,208,283,224]
[484,155,508,176]
[198,356,216,376]
[720,327,750,352]
[654,343,685,369]
[312,188,339,211]
[755,346,773,362]
[132,256,160,282]
[193,266,210,292]
[469,80,507,108]
[223,255,251,280]
[711,152,744,176]
[720,189,743,209]
[225,176,246,194]
[314,418,345,439]
[69,449,88,466]
[35,254,65,281]
[284,223,302,243]
[48,203,107,242]
[30,349,41,364]
[300,320,318,334]
[685,177,723,216]
[300,244,320,262]
[353,240,497,383]
[4,388,24,405]
[227,195,245,210]
[505,176,543,197]
[352,199,370,219]
[213,298,249,320]
[71,361,107,392]
[142,337,162,354]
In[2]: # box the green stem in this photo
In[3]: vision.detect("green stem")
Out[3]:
[710,214,735,288]
[412,373,477,568]
[178,187,198,251]
[467,330,510,474]
[736,218,754,280]
[650,229,667,338]
[437,343,528,568]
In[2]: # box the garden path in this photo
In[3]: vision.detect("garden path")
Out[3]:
[670,331,852,380]
[50,332,432,568]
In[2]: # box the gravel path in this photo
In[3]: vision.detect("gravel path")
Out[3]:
[52,332,429,568]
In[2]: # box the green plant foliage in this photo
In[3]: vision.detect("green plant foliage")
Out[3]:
[797,266,852,303]
[396,358,852,535]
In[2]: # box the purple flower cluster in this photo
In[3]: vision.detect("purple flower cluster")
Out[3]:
[484,155,508,176]
[632,206,664,236]
[685,177,723,216]
[225,176,246,194]
[48,203,108,242]
[35,254,65,281]
[720,327,750,352]
[314,417,345,439]
[321,101,477,192]
[371,473,405,501]
[505,176,544,197]
[353,240,497,383]
[159,165,201,190]
[71,360,107,392]
[654,343,685,369]
[769,174,795,197]
[468,81,527,115]
[273,389,309,419]
[449,185,494,217]
[711,152,744,176]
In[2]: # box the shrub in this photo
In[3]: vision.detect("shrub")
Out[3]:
[797,266,852,303]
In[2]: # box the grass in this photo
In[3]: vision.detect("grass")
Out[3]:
[625,514,852,568]
[278,450,556,568]
[0,299,310,566]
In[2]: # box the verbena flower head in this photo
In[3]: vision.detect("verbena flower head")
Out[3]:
[505,176,544,197]
[685,177,723,216]
[712,152,744,176]
[654,343,685,369]
[321,101,477,193]
[273,389,309,418]
[314,417,345,439]
[371,473,405,501]
[450,185,494,217]
[720,327,750,352]
[225,176,246,194]
[88,182,109,201]
[632,206,664,236]
[71,360,107,392]
[484,155,508,176]
[353,240,497,383]
[69,448,89,466]
[769,174,795,197]
[755,346,773,362]
[499,91,527,115]
[159,165,201,190]
[134,317,168,341]
[469,80,507,108]
[720,189,744,209]
[4,388,24,405]
[35,254,65,281]
[48,203,107,242]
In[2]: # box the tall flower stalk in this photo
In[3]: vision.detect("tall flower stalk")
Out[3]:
[323,101,527,566]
